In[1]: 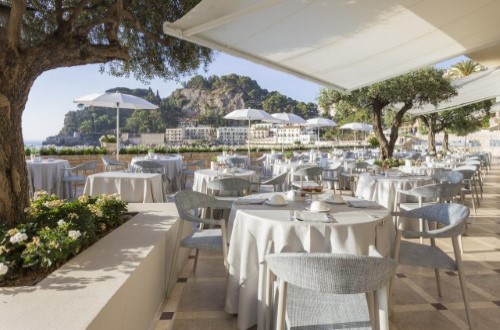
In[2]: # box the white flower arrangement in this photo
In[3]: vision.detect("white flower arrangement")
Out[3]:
[9,232,28,244]
[68,230,82,240]
[57,219,66,226]
[0,263,8,276]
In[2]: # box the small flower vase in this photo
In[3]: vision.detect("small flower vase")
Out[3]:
[31,154,36,161]
[148,151,155,159]
[404,159,411,167]
[210,161,217,170]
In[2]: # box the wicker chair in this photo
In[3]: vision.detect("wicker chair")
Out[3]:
[61,161,98,197]
[206,177,252,197]
[133,160,163,173]
[181,159,205,189]
[171,190,233,291]
[392,203,472,329]
[394,182,462,244]
[322,163,342,194]
[340,162,370,196]
[265,246,397,330]
[291,166,323,189]
[101,156,128,172]
[259,171,289,193]
[455,166,480,215]
[432,170,464,184]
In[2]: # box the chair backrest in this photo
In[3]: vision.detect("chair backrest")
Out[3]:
[266,249,397,294]
[206,177,251,196]
[185,159,205,169]
[263,171,289,191]
[402,203,469,238]
[226,157,246,168]
[173,190,221,226]
[293,166,323,183]
[72,161,98,175]
[454,167,475,180]
[433,170,463,184]
[400,182,460,201]
[134,160,163,173]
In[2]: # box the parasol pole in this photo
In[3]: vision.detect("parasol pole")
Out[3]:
[116,102,120,160]
[248,119,251,158]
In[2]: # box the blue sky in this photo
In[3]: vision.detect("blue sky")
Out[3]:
[22,54,322,140]
[22,53,467,141]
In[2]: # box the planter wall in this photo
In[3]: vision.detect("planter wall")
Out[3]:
[0,203,190,330]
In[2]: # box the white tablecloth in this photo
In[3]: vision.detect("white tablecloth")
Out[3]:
[272,162,317,179]
[192,169,257,194]
[217,154,250,168]
[355,174,434,211]
[225,193,393,330]
[130,155,183,192]
[399,165,449,176]
[27,159,70,198]
[83,172,164,203]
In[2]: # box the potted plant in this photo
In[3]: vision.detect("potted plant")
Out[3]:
[210,155,218,170]
[284,150,293,162]
[147,148,155,159]
[99,135,117,154]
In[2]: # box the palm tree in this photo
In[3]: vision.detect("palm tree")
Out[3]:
[444,59,485,79]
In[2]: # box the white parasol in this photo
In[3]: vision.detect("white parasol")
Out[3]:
[74,92,158,160]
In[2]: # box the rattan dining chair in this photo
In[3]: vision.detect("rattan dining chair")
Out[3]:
[133,160,163,173]
[170,190,234,295]
[322,163,342,194]
[101,156,128,172]
[226,157,247,169]
[181,159,205,189]
[432,170,464,185]
[61,161,98,197]
[392,203,472,329]
[455,166,480,215]
[291,166,323,188]
[394,182,462,244]
[258,171,289,193]
[265,246,397,330]
[206,177,252,197]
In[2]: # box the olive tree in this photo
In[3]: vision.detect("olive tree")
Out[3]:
[418,100,491,152]
[318,68,456,159]
[0,0,212,225]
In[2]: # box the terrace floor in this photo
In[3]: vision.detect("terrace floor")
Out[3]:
[153,159,500,330]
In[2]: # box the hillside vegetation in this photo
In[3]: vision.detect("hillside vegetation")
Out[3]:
[52,74,318,145]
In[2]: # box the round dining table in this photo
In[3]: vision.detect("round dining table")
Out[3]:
[192,169,258,194]
[27,159,71,198]
[355,173,434,211]
[216,154,250,168]
[131,155,183,192]
[225,192,394,330]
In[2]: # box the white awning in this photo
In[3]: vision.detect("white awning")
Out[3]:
[408,68,500,115]
[164,0,500,92]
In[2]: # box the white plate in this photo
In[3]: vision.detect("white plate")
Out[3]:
[265,200,288,207]
[305,206,330,212]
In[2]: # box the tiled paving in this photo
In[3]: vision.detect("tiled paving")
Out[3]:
[153,159,500,330]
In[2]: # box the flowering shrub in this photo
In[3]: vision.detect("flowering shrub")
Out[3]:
[373,158,405,168]
[0,192,127,286]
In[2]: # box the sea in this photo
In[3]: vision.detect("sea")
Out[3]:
[24,140,44,147]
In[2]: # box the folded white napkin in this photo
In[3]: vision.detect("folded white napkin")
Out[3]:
[234,198,267,205]
[345,200,382,208]
[294,211,329,222]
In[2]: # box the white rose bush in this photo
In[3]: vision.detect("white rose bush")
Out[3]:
[0,192,127,286]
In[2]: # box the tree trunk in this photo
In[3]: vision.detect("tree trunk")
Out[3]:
[427,130,436,153]
[0,91,30,226]
[371,108,393,159]
[427,117,436,153]
[443,131,449,151]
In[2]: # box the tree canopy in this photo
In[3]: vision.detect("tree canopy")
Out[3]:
[317,67,456,158]
[0,0,214,225]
